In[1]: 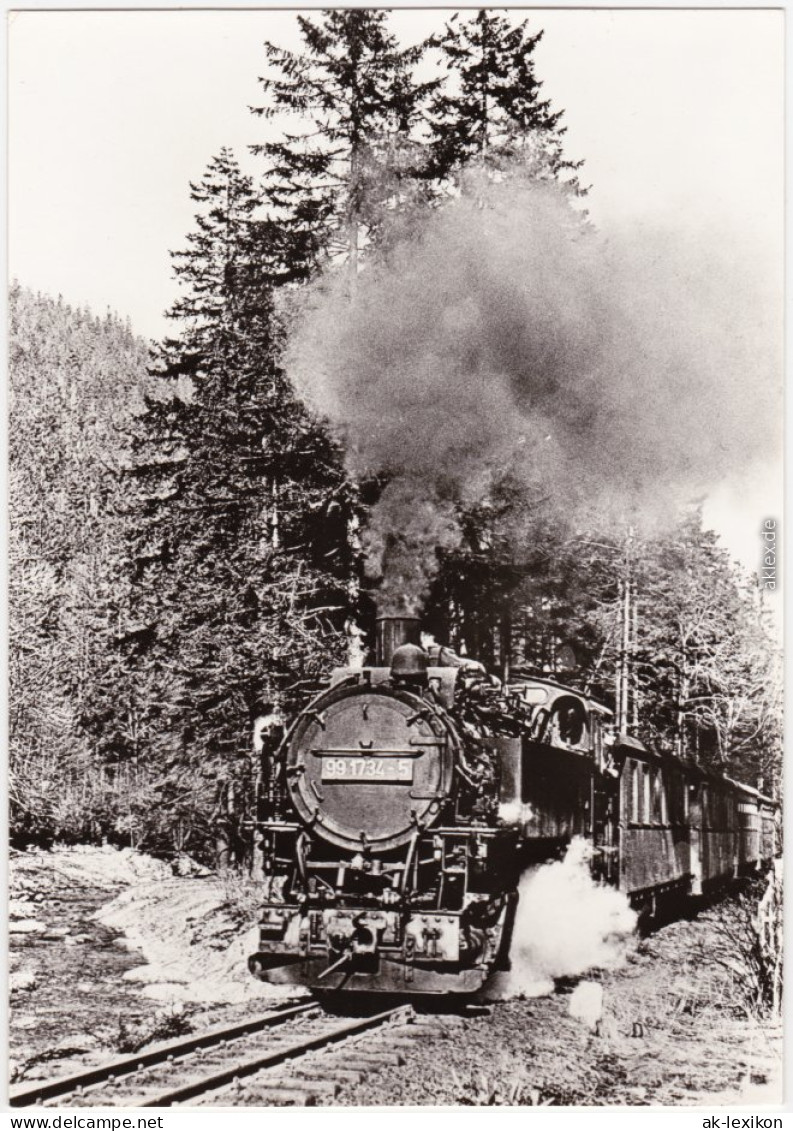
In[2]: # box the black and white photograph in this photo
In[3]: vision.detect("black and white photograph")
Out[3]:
[7,5,785,1115]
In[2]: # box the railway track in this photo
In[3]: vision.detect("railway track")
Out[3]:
[10,999,455,1107]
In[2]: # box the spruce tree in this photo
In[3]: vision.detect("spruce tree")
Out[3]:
[426,10,584,193]
[412,12,586,664]
[123,150,355,853]
[253,10,431,274]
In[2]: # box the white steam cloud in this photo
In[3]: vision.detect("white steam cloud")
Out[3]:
[490,837,637,999]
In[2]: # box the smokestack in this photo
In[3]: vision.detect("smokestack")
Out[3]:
[375,615,420,666]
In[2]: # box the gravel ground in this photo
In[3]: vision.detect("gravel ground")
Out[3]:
[9,847,170,1084]
[8,846,287,1087]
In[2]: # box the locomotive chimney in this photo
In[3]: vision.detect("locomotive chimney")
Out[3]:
[375,615,420,666]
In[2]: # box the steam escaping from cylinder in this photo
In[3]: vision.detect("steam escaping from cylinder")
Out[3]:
[490,837,637,999]
[286,178,781,612]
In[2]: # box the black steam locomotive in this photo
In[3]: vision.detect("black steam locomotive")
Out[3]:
[247,616,776,996]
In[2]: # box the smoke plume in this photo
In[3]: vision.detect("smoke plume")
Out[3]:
[287,180,781,611]
[490,837,637,999]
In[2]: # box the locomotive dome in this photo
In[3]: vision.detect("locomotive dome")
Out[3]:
[390,643,429,681]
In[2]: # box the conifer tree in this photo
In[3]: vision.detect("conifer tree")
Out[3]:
[426,10,584,193]
[412,12,586,665]
[253,10,431,274]
[123,150,355,850]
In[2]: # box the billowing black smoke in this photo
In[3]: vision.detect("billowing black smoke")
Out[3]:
[287,180,781,612]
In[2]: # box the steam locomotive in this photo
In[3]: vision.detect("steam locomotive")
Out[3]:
[247,615,776,996]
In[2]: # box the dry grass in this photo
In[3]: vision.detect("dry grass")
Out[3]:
[218,870,268,930]
[450,1067,550,1106]
[117,1002,194,1053]
[698,870,783,1019]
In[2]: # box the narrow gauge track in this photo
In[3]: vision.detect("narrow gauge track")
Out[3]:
[9,1000,442,1108]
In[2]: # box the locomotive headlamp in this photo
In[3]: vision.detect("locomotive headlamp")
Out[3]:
[350,852,374,872]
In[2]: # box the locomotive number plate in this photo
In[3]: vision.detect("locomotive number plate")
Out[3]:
[321,756,413,783]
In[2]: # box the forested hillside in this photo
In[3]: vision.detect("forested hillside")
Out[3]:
[9,10,782,856]
[9,287,151,843]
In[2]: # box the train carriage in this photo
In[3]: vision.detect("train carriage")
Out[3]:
[759,796,778,862]
[732,779,763,874]
[616,741,691,903]
[726,779,778,875]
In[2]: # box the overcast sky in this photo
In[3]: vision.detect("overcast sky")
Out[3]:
[7,7,784,575]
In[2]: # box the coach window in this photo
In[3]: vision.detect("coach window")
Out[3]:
[667,770,677,823]
[642,764,651,824]
[630,761,639,823]
[651,767,663,824]
[621,761,629,821]
[633,762,642,823]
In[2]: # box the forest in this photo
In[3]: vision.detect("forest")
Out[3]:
[9,9,782,857]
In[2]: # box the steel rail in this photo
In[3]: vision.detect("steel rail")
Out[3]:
[141,1005,407,1107]
[9,1000,319,1107]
